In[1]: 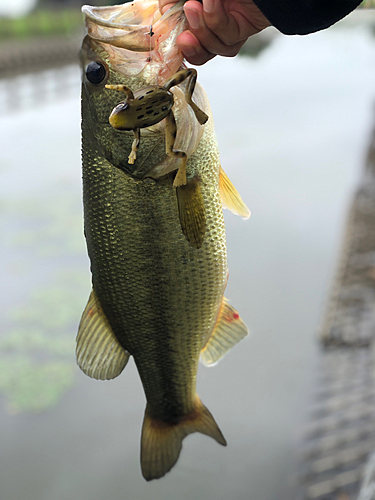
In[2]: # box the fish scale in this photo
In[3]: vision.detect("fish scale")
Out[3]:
[83,115,227,418]
[78,0,250,480]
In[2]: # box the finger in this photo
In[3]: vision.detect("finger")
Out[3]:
[176,31,216,65]
[159,1,177,14]
[202,0,270,44]
[201,0,245,45]
[184,2,244,56]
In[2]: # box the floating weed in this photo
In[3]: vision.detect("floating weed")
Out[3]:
[10,286,85,331]
[2,194,85,258]
[0,183,90,413]
[0,318,78,414]
[0,357,75,414]
[0,275,90,414]
[0,329,75,358]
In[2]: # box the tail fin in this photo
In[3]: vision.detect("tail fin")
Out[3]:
[140,398,226,481]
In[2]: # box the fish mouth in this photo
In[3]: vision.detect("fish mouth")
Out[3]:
[100,121,161,136]
[83,0,160,31]
[82,0,186,52]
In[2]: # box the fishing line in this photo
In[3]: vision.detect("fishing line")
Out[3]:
[147,25,154,62]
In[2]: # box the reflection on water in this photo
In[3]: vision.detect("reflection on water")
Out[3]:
[0,65,78,115]
[0,187,88,412]
[0,66,85,415]
[1,21,375,500]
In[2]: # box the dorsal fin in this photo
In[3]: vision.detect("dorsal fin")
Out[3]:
[219,167,251,219]
[201,297,248,366]
[76,289,130,380]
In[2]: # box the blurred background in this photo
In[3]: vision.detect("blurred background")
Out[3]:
[1,1,375,499]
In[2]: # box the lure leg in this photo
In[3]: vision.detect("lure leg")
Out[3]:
[164,69,208,125]
[164,68,191,91]
[184,70,208,125]
[128,128,140,164]
[105,84,134,100]
[165,111,187,187]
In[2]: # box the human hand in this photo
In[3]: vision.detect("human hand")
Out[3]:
[159,0,270,65]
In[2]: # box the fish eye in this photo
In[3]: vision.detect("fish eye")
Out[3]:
[86,61,107,85]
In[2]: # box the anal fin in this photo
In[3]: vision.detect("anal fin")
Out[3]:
[76,289,130,380]
[219,166,250,219]
[176,177,206,249]
[201,297,248,366]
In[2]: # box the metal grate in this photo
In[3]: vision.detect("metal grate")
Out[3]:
[297,350,375,499]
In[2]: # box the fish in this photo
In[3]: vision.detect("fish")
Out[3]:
[77,0,250,481]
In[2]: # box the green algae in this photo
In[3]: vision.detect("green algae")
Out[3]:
[3,195,85,257]
[0,190,90,414]
[0,277,89,414]
[0,356,75,414]
[0,329,74,357]
[0,9,83,41]
[10,286,86,331]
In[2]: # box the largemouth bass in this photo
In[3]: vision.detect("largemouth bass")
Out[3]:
[77,0,250,481]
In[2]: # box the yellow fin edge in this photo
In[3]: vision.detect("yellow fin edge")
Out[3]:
[201,297,248,366]
[219,166,251,219]
[141,398,226,481]
[76,289,130,380]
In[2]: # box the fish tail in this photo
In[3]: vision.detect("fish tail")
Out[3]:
[140,398,226,481]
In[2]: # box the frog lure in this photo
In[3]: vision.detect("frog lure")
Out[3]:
[106,68,208,188]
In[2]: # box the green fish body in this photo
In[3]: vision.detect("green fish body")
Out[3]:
[77,0,250,480]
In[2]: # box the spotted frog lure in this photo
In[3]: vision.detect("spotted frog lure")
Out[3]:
[106,68,208,187]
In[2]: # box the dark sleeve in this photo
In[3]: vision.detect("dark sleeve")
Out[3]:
[252,0,362,35]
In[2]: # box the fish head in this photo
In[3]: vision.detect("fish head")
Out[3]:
[82,0,188,84]
[81,0,208,179]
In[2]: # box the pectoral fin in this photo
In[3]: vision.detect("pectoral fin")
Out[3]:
[76,289,130,380]
[176,178,206,249]
[219,167,250,219]
[201,297,248,366]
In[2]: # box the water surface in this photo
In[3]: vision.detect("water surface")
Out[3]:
[1,21,375,500]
